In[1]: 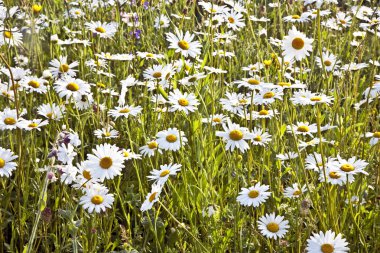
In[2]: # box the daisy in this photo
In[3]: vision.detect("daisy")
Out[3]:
[37,103,65,120]
[223,10,245,31]
[319,166,349,185]
[283,13,310,23]
[257,213,289,239]
[94,127,119,139]
[19,75,48,94]
[139,140,162,157]
[216,120,254,153]
[154,14,170,29]
[72,162,100,191]
[282,26,313,61]
[48,56,79,78]
[0,147,18,177]
[331,155,369,176]
[220,92,250,114]
[84,143,125,181]
[57,143,77,165]
[54,77,91,101]
[236,182,271,207]
[253,88,283,105]
[59,164,78,185]
[287,122,318,137]
[156,128,188,151]
[251,128,272,146]
[284,183,307,198]
[0,27,23,47]
[316,52,340,72]
[85,21,118,38]
[364,131,380,146]
[251,109,278,120]
[166,28,202,58]
[0,108,25,130]
[242,63,264,75]
[179,73,207,86]
[147,163,182,185]
[168,89,199,114]
[306,230,349,253]
[108,105,142,119]
[136,51,164,60]
[18,118,48,131]
[141,183,163,212]
[202,114,229,126]
[122,149,142,161]
[79,184,114,213]
[276,152,299,161]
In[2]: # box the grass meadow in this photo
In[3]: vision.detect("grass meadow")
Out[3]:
[0,0,379,252]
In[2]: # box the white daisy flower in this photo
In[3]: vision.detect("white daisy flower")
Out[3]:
[84,143,125,181]
[147,163,182,185]
[156,128,188,151]
[54,76,91,101]
[284,183,307,198]
[37,103,65,121]
[364,131,380,146]
[166,28,202,58]
[108,105,143,119]
[94,127,119,139]
[85,21,118,38]
[59,164,78,185]
[79,184,115,213]
[202,114,229,126]
[251,128,272,146]
[216,120,254,153]
[122,149,142,161]
[306,230,349,253]
[19,75,48,94]
[48,56,79,78]
[282,26,313,61]
[141,183,163,212]
[0,108,25,130]
[257,213,290,239]
[236,182,271,207]
[139,140,162,157]
[287,122,318,137]
[168,89,199,114]
[0,147,18,178]
[18,118,48,131]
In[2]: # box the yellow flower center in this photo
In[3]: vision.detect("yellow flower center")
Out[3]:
[75,10,81,15]
[248,190,259,198]
[297,125,310,132]
[104,132,111,137]
[28,80,40,88]
[229,130,243,141]
[149,192,157,202]
[166,134,177,143]
[83,170,91,180]
[91,195,104,205]
[263,92,275,99]
[321,243,334,253]
[46,112,53,119]
[329,171,341,179]
[178,98,189,106]
[310,96,322,102]
[153,72,162,78]
[95,27,106,33]
[99,157,113,169]
[0,158,5,168]
[160,169,170,177]
[278,82,291,87]
[123,151,129,157]
[119,108,130,113]
[4,117,16,125]
[292,15,300,19]
[340,163,354,172]
[293,190,302,196]
[212,117,221,123]
[28,123,38,128]
[259,109,269,115]
[178,40,190,50]
[66,82,79,91]
[373,132,380,138]
[59,64,70,73]
[324,60,332,66]
[248,79,260,85]
[339,19,346,24]
[148,141,158,149]
[292,37,305,50]
[254,136,262,142]
[4,31,12,39]
[266,222,280,233]
[228,17,235,23]
[146,53,154,58]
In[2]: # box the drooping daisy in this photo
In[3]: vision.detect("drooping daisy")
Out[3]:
[166,28,202,58]
[85,143,125,181]
[139,140,162,157]
[79,184,115,213]
[0,147,18,177]
[37,103,65,120]
[257,213,290,239]
[283,183,307,198]
[306,230,349,253]
[108,105,143,119]
[364,131,380,146]
[216,120,254,153]
[156,128,188,151]
[236,182,271,207]
[147,163,182,185]
[168,89,199,114]
[85,21,118,38]
[282,26,313,61]
[141,183,163,212]
[48,56,79,78]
